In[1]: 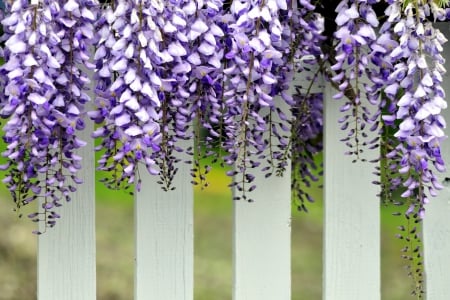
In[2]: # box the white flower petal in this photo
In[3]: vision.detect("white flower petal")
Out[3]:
[262,74,277,84]
[125,125,143,136]
[433,96,447,109]
[399,118,415,131]
[249,38,264,52]
[135,108,150,122]
[138,32,148,47]
[130,78,142,92]
[425,123,445,137]
[276,0,287,10]
[168,41,187,57]
[247,7,260,19]
[63,0,79,12]
[208,54,221,68]
[94,45,106,60]
[260,7,271,22]
[164,21,177,33]
[112,38,127,52]
[141,82,155,99]
[415,106,430,121]
[413,85,427,98]
[110,104,123,115]
[82,7,95,20]
[112,58,128,71]
[115,114,130,126]
[119,89,132,103]
[68,104,80,115]
[125,97,140,111]
[209,24,224,37]
[124,164,134,174]
[99,65,111,77]
[198,42,215,56]
[23,54,38,67]
[172,14,186,27]
[124,44,134,58]
[124,69,136,85]
[191,19,208,35]
[183,1,196,15]
[7,38,26,54]
[421,73,433,87]
[345,4,359,19]
[150,73,162,87]
[397,93,413,106]
[417,56,427,69]
[28,93,47,105]
[53,95,65,107]
[33,68,46,83]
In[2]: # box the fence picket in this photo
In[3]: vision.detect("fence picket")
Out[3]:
[423,168,450,300]
[37,120,96,300]
[134,139,194,300]
[423,23,450,299]
[232,163,292,300]
[323,83,380,300]
[232,100,292,299]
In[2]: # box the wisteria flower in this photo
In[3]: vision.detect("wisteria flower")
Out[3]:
[0,0,98,232]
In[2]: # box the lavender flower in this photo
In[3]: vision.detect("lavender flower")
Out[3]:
[331,0,381,162]
[220,0,295,200]
[291,90,323,212]
[366,0,448,294]
[178,0,227,188]
[0,0,98,232]
[92,0,163,191]
[376,0,447,216]
[283,0,325,209]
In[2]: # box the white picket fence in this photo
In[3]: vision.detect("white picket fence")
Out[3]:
[36,27,450,300]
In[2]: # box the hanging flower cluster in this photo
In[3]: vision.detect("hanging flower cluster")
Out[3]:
[91,0,163,192]
[0,0,449,292]
[380,0,447,216]
[376,1,448,294]
[0,3,449,284]
[0,0,97,232]
[331,0,381,162]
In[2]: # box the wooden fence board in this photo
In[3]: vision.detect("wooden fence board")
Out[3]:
[38,118,96,300]
[323,83,380,300]
[232,98,292,300]
[423,23,450,300]
[134,139,194,300]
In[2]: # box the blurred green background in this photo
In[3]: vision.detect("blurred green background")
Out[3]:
[0,162,413,300]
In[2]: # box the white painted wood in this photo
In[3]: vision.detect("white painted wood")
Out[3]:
[134,139,194,300]
[38,116,96,300]
[232,100,293,299]
[323,83,380,300]
[232,151,291,300]
[423,23,450,300]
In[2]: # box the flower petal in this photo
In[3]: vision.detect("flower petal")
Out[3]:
[125,125,143,136]
[29,93,47,105]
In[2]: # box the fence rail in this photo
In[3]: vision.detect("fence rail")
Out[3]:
[34,24,450,300]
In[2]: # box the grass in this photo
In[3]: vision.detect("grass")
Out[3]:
[0,165,415,299]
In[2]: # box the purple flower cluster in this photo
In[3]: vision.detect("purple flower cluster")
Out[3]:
[0,1,449,244]
[180,0,226,188]
[331,0,381,162]
[0,0,97,232]
[284,0,325,209]
[91,0,163,191]
[291,90,323,212]
[330,0,448,220]
[92,0,228,191]
[219,0,326,201]
[374,0,447,217]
